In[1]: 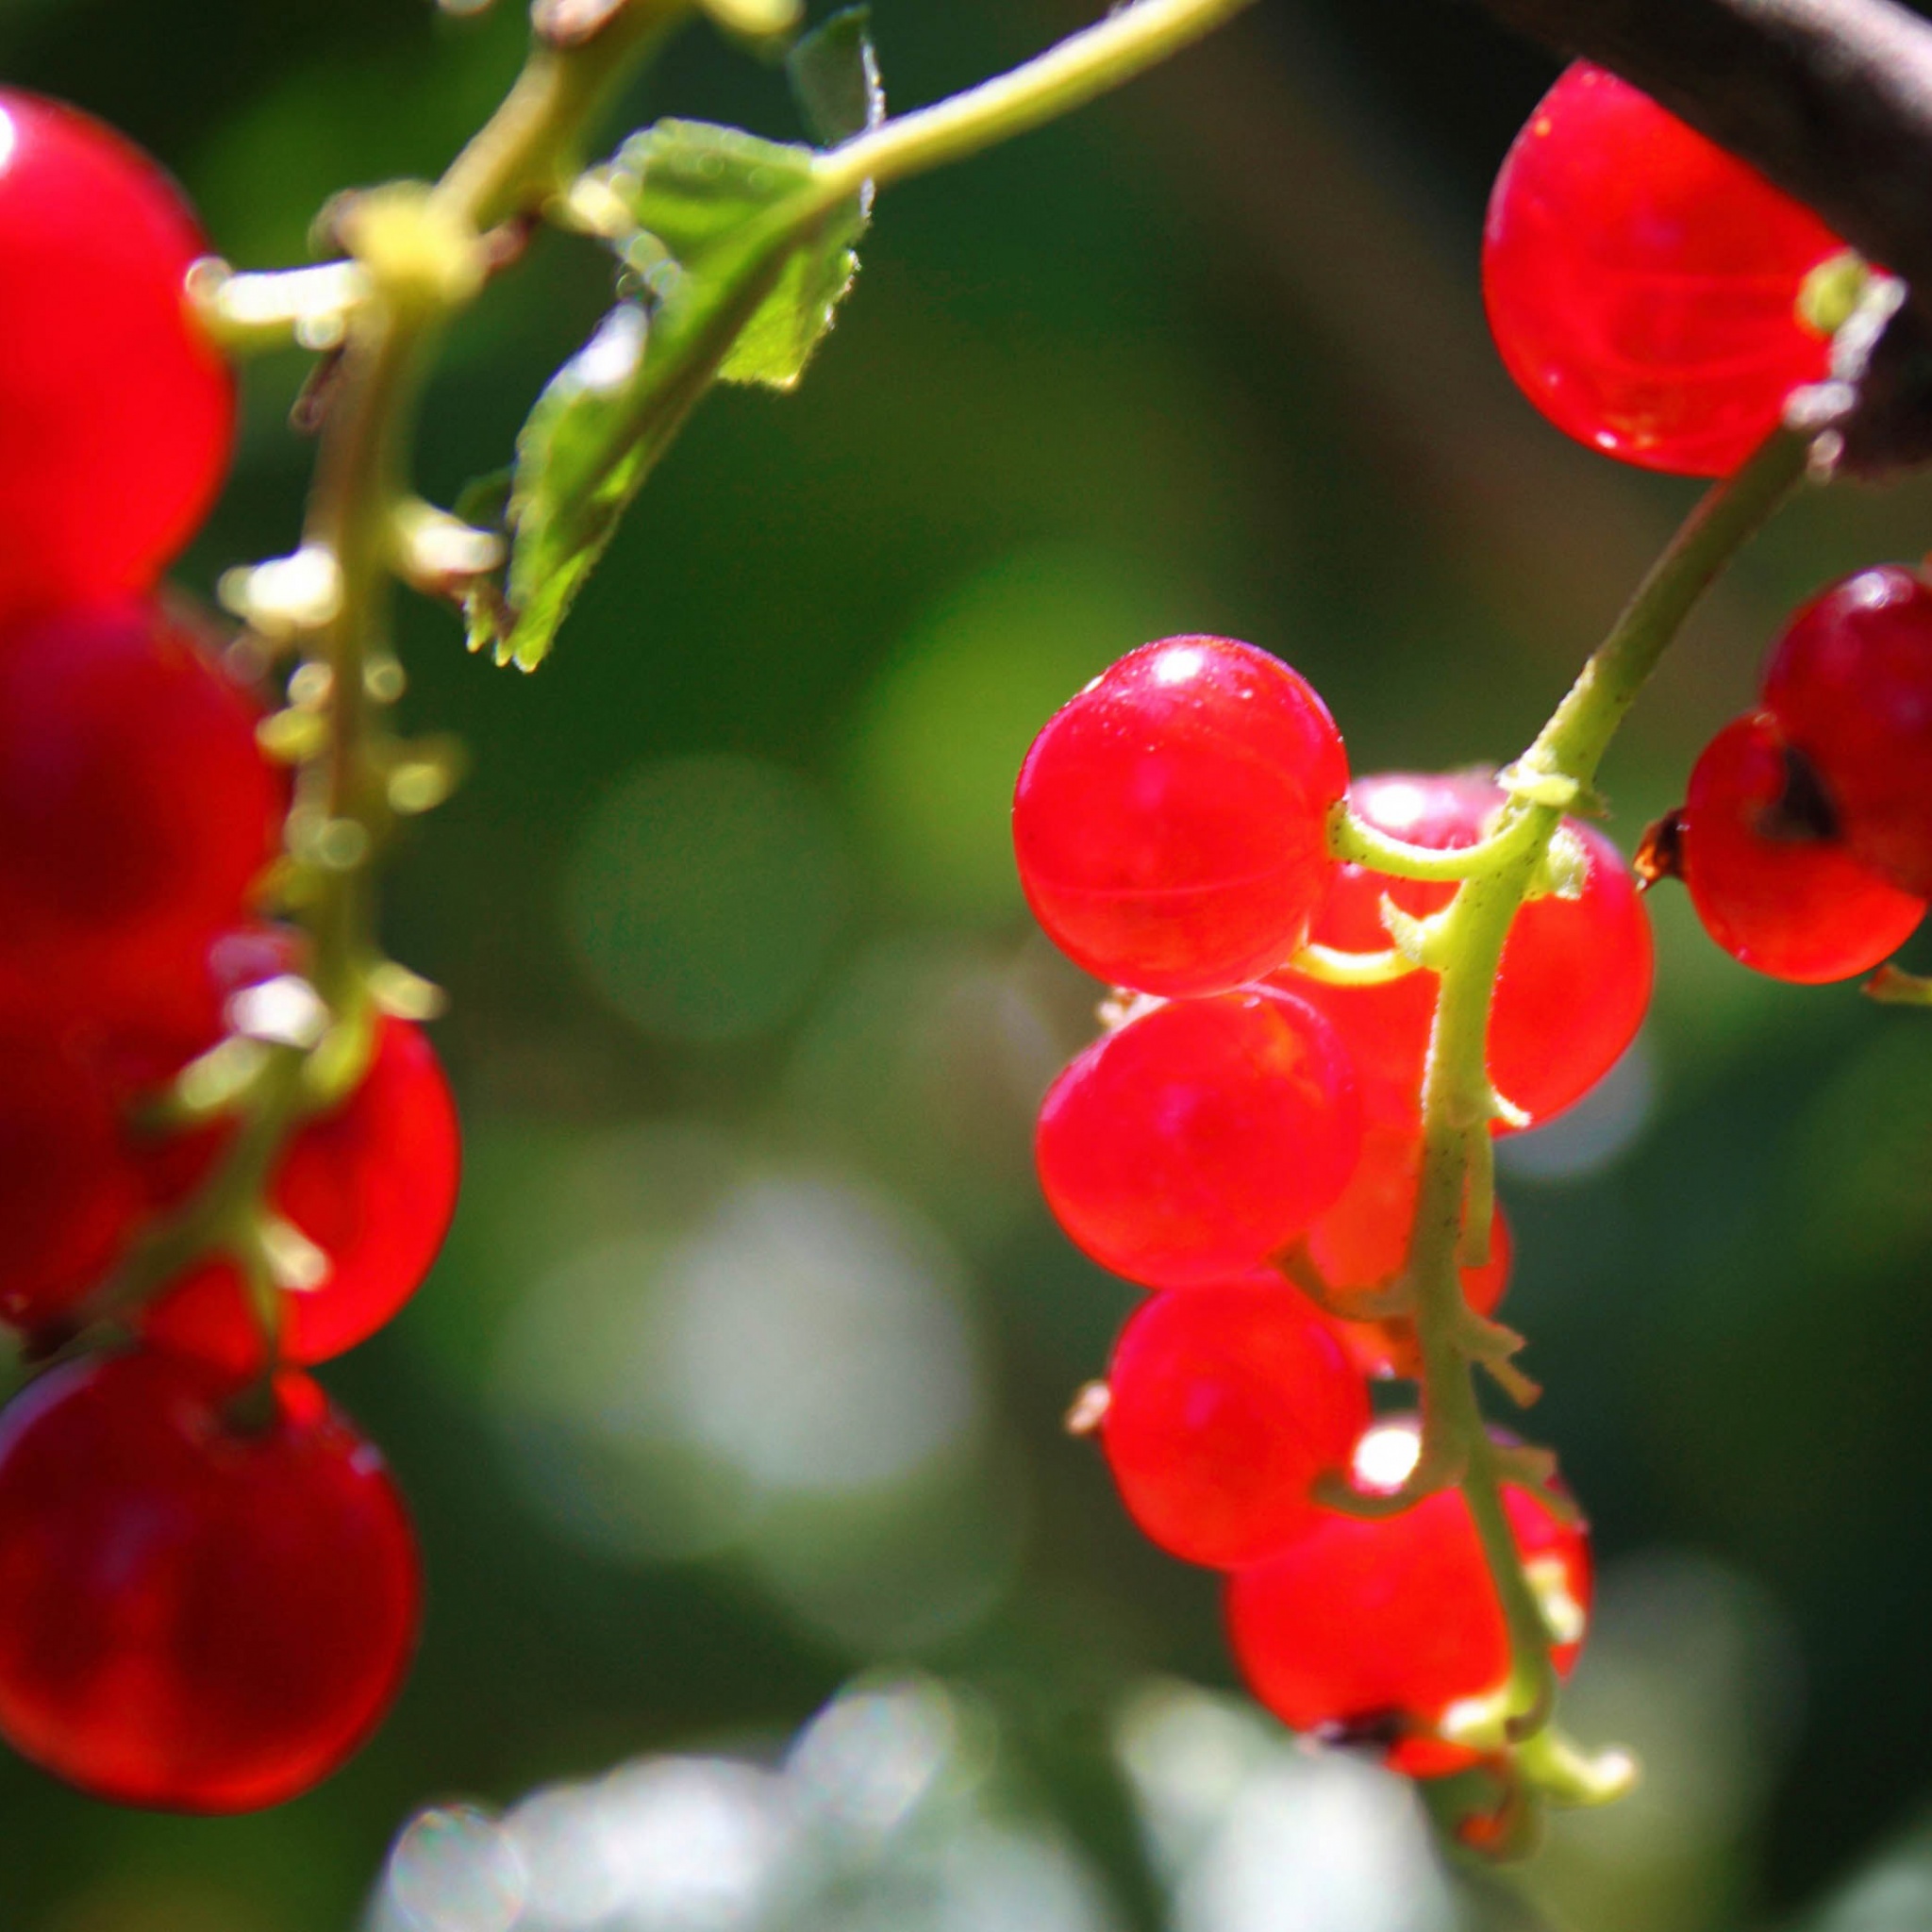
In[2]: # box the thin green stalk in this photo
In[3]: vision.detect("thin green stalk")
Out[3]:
[812,0,1258,200]
[1384,427,1807,1794]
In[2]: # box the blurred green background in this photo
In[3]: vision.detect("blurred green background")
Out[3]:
[8,2,1932,1927]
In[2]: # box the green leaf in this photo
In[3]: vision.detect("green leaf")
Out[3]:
[475,116,877,669]
[788,8,884,147]
[607,119,868,391]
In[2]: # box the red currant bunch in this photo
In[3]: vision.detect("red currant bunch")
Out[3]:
[0,92,446,1811]
[1016,640,1619,1780]
[1483,60,1846,476]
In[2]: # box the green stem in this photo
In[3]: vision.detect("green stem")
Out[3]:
[812,0,1258,200]
[1387,427,1807,1785]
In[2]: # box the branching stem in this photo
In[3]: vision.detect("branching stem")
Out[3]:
[1371,427,1807,1806]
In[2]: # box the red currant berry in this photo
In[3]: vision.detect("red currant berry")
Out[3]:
[1760,567,1932,898]
[1101,1280,1370,1568]
[0,1350,419,1811]
[1483,61,1841,476]
[1677,712,1924,981]
[1013,637,1348,996]
[0,91,235,619]
[0,600,281,1029]
[0,1037,189,1331]
[1037,989,1363,1288]
[1226,1420,1591,1741]
[144,1021,461,1374]
[1280,773,1652,1130]
[1304,1125,1511,1379]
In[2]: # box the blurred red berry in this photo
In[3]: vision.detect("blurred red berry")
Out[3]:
[0,1351,419,1811]
[0,600,281,1030]
[1037,989,1362,1288]
[0,90,235,620]
[1014,636,1347,996]
[1483,61,1841,476]
[144,1020,461,1374]
[1101,1280,1369,1568]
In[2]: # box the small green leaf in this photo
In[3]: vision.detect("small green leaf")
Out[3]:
[478,118,874,668]
[788,7,884,147]
[605,120,867,389]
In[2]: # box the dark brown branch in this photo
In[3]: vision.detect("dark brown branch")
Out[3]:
[1468,0,1932,298]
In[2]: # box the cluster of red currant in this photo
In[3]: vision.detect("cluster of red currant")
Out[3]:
[1015,55,1913,1807]
[1013,635,1634,1779]
[1486,63,1932,988]
[0,92,453,1811]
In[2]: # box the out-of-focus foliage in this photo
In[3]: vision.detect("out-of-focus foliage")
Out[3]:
[6,2,1932,1929]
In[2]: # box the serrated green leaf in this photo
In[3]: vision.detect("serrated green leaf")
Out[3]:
[476,117,876,669]
[606,120,867,389]
[788,8,884,147]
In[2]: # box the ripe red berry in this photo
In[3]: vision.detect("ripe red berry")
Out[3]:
[1303,1124,1512,1378]
[1037,989,1362,1288]
[1101,1280,1370,1568]
[1280,772,1653,1131]
[1483,61,1842,476]
[1677,712,1924,981]
[0,1351,419,1811]
[1759,567,1932,899]
[1226,1420,1591,1742]
[1013,636,1348,997]
[0,600,281,1030]
[0,91,235,620]
[0,1037,192,1332]
[144,1021,461,1374]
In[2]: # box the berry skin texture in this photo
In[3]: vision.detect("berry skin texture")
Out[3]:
[1679,712,1924,982]
[1013,636,1348,997]
[144,1021,462,1374]
[1303,1125,1511,1378]
[0,91,235,620]
[1101,1280,1370,1568]
[0,600,281,1030]
[1483,61,1841,477]
[1281,772,1653,1131]
[0,1351,420,1811]
[1760,567,1932,899]
[1036,989,1363,1289]
[1225,1422,1591,1741]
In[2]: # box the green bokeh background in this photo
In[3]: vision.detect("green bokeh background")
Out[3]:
[6,3,1932,1927]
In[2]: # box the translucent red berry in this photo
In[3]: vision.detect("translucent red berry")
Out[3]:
[1676,712,1924,981]
[1037,989,1362,1288]
[1483,61,1842,476]
[1303,1125,1512,1378]
[0,600,281,1030]
[0,1351,419,1811]
[144,1021,462,1374]
[1281,772,1652,1130]
[1100,1280,1370,1568]
[1226,1420,1591,1741]
[1759,567,1932,898]
[0,91,235,620]
[0,1037,192,1331]
[1013,636,1348,996]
